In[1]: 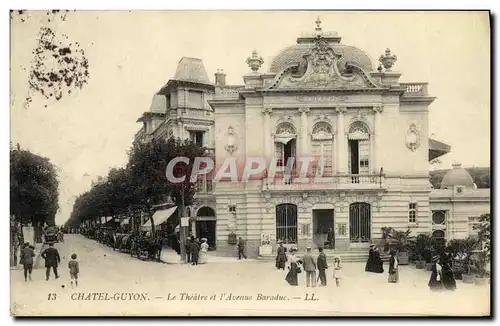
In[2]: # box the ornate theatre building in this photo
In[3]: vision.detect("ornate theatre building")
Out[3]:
[135,20,490,258]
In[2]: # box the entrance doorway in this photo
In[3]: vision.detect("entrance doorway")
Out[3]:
[312,209,335,249]
[196,207,216,250]
[196,220,216,249]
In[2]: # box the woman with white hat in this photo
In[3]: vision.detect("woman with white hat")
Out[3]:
[198,238,209,264]
[428,254,444,291]
[285,246,300,286]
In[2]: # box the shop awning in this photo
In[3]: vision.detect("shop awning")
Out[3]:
[429,138,451,161]
[142,206,178,228]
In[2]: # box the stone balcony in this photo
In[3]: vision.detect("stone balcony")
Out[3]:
[261,173,386,192]
[400,82,429,97]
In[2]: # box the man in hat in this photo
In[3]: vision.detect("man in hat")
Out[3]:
[275,241,287,270]
[316,247,328,286]
[428,254,443,291]
[302,246,317,287]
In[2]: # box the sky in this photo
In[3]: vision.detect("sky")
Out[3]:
[10,11,490,225]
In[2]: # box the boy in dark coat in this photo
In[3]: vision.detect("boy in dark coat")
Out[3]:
[20,243,35,281]
[41,243,61,280]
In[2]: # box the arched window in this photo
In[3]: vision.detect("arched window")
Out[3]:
[276,204,298,244]
[311,122,334,176]
[432,229,446,248]
[349,202,371,242]
[347,121,370,176]
[197,207,216,217]
[274,123,297,173]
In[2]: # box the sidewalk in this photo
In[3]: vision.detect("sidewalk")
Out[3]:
[160,250,257,264]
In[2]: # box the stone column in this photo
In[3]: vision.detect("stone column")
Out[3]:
[262,107,273,163]
[298,107,310,157]
[336,107,347,174]
[372,106,383,173]
[177,122,184,140]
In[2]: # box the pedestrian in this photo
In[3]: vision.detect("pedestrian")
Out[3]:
[316,247,328,286]
[372,247,384,273]
[185,237,192,263]
[327,228,334,249]
[388,249,399,283]
[285,247,300,286]
[332,256,343,287]
[41,243,61,280]
[237,237,247,260]
[198,238,209,264]
[68,253,79,288]
[189,238,200,265]
[365,244,375,272]
[428,254,444,291]
[441,252,457,291]
[20,242,35,282]
[302,246,317,287]
[275,241,287,270]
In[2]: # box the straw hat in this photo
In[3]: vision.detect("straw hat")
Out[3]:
[432,255,440,262]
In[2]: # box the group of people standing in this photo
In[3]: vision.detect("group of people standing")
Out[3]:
[365,244,400,283]
[19,242,80,287]
[185,236,209,265]
[428,252,457,291]
[278,243,343,287]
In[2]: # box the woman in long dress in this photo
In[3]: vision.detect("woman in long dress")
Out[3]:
[285,247,300,286]
[365,244,375,272]
[198,238,209,264]
[388,250,399,283]
[275,241,287,270]
[428,255,444,291]
[441,252,457,291]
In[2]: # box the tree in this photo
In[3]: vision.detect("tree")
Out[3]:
[126,138,207,237]
[10,145,59,240]
[474,213,491,262]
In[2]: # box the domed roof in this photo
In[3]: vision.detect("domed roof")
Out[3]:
[268,21,374,74]
[269,42,374,74]
[440,163,475,189]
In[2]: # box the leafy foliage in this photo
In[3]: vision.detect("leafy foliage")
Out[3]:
[10,144,59,226]
[66,138,207,236]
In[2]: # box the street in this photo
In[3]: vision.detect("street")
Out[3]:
[11,235,490,316]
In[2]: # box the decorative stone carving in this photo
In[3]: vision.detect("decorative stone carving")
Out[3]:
[313,114,331,123]
[224,126,239,155]
[335,106,347,114]
[274,122,297,144]
[298,107,310,114]
[379,48,397,71]
[406,123,420,151]
[372,105,384,114]
[246,50,264,72]
[269,37,379,89]
[261,107,273,115]
[348,121,370,140]
[311,121,333,141]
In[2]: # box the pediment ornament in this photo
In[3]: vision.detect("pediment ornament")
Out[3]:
[268,37,379,90]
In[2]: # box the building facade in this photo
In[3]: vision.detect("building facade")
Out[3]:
[134,21,490,257]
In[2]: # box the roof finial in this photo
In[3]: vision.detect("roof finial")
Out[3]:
[315,17,322,33]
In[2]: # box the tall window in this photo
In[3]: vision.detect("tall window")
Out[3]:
[274,122,297,174]
[276,204,298,244]
[311,122,333,176]
[189,131,204,147]
[347,121,370,175]
[408,203,417,223]
[349,202,371,242]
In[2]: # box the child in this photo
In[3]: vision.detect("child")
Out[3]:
[332,256,343,287]
[68,254,79,287]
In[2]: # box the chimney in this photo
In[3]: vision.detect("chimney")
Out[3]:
[215,69,226,86]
